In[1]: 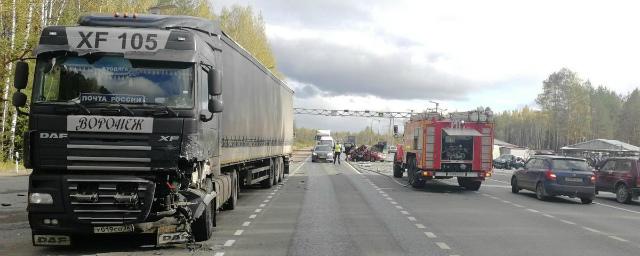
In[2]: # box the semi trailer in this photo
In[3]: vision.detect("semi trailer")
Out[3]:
[12,14,293,246]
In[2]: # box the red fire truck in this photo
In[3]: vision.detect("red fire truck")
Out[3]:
[394,109,494,190]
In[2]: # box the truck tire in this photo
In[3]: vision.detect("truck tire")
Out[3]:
[192,178,213,242]
[464,181,481,191]
[393,163,403,178]
[278,157,284,182]
[223,170,238,210]
[261,159,275,188]
[408,158,424,188]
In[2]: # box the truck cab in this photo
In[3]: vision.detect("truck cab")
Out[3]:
[14,14,231,246]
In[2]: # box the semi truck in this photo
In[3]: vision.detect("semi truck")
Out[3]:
[11,14,293,246]
[393,109,494,190]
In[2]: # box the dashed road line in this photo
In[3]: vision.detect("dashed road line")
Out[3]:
[263,199,270,203]
[259,204,266,207]
[436,242,451,250]
[542,213,555,218]
[595,202,640,214]
[254,209,262,213]
[214,252,225,256]
[234,230,244,236]
[408,216,417,221]
[560,219,576,225]
[391,201,398,205]
[224,240,235,247]
[608,235,629,242]
[249,214,257,219]
[415,224,426,229]
[513,204,524,208]
[242,221,250,227]
[400,210,409,215]
[582,227,601,233]
[395,205,403,209]
[424,232,437,238]
[526,209,539,213]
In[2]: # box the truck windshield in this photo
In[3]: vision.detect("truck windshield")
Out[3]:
[33,55,194,108]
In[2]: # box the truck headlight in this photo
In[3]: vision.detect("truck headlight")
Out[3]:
[29,193,53,205]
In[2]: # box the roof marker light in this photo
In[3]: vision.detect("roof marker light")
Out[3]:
[177,36,186,41]
[48,31,57,36]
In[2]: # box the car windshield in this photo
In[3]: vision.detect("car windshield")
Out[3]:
[553,159,589,171]
[33,55,194,108]
[315,145,331,151]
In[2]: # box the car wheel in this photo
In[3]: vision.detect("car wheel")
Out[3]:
[616,184,631,204]
[536,182,547,201]
[511,176,520,194]
[580,197,593,204]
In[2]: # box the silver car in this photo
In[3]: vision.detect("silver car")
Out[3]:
[312,145,334,162]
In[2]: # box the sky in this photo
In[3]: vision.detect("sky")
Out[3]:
[213,0,640,132]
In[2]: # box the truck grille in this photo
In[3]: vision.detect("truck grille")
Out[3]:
[65,176,155,225]
[66,133,152,171]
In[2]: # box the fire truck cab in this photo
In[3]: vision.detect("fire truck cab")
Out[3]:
[394,109,494,190]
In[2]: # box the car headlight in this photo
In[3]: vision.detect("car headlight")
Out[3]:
[29,193,53,205]
[312,152,317,155]
[327,153,333,157]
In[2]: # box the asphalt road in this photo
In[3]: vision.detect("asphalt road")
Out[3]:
[2,158,640,255]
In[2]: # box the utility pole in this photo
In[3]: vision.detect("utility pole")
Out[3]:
[429,101,439,114]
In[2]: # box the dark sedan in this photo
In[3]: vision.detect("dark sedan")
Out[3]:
[511,155,595,204]
[312,145,334,163]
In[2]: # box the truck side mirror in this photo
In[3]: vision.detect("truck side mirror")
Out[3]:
[208,98,223,113]
[208,69,221,96]
[14,61,29,90]
[13,91,27,107]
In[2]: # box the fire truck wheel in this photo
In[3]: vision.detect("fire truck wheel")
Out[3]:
[464,181,481,191]
[393,163,403,178]
[408,158,425,188]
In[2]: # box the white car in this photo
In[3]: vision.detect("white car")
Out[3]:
[388,145,397,153]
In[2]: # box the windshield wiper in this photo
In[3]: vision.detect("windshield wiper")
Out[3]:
[58,100,91,115]
[84,102,135,116]
[143,102,178,117]
[109,102,135,116]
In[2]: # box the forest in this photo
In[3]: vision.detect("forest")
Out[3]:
[0,0,280,162]
[495,68,640,151]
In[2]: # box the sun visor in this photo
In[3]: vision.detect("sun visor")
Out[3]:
[442,128,482,136]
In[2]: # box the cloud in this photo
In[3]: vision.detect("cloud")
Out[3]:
[274,37,477,100]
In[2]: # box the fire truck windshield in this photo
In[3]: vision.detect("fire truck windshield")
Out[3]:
[33,55,194,108]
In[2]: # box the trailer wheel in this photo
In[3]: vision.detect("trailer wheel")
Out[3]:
[223,170,238,210]
[278,157,284,182]
[192,178,213,241]
[261,159,275,188]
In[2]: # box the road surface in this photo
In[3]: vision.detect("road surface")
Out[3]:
[1,157,640,255]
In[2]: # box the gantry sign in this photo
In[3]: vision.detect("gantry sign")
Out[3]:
[293,108,423,118]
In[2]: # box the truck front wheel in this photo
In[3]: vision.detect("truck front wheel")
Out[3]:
[192,178,214,241]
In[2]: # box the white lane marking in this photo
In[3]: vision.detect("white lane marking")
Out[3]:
[608,235,629,242]
[424,232,437,238]
[391,201,398,205]
[415,224,426,229]
[259,204,266,207]
[242,221,251,227]
[214,252,225,256]
[501,200,511,204]
[542,213,555,218]
[560,219,576,225]
[482,193,491,196]
[234,230,244,236]
[482,184,511,188]
[267,195,273,199]
[386,197,393,201]
[249,214,257,219]
[436,242,451,250]
[408,216,417,221]
[270,193,275,195]
[488,178,509,184]
[582,227,601,233]
[526,209,539,213]
[400,210,409,215]
[513,204,524,208]
[395,205,403,209]
[263,200,270,203]
[254,209,262,213]
[595,202,640,214]
[224,240,235,247]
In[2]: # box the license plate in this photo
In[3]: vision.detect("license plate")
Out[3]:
[565,177,583,182]
[67,115,153,133]
[33,235,71,246]
[435,172,478,177]
[157,232,189,245]
[93,225,134,234]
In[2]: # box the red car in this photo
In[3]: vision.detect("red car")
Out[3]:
[349,145,384,162]
[595,157,640,203]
